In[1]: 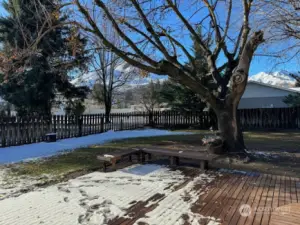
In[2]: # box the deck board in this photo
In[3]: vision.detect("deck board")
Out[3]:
[107,168,300,225]
[295,177,300,202]
[261,174,276,225]
[200,175,240,217]
[228,173,261,225]
[273,175,280,210]
[191,174,231,213]
[269,203,300,225]
[252,174,272,225]
[221,173,253,225]
[286,176,292,205]
[290,177,297,203]
[279,175,286,207]
[243,174,268,225]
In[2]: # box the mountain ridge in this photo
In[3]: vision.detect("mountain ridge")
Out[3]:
[71,71,299,89]
[249,71,298,88]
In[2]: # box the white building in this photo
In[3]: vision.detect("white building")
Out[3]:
[51,80,300,115]
[239,81,300,109]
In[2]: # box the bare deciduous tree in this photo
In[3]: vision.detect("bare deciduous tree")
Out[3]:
[139,80,162,114]
[73,0,265,155]
[90,24,135,122]
[253,0,299,63]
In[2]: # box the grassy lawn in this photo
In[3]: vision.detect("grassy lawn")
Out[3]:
[8,134,200,177]
[5,130,300,179]
[244,131,300,152]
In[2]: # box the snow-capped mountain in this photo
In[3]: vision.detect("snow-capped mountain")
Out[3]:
[71,63,134,88]
[249,71,298,88]
[71,72,98,88]
[71,62,168,90]
[72,69,298,90]
[128,76,168,86]
[71,72,167,90]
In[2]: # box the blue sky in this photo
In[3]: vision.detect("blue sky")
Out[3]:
[0,0,298,77]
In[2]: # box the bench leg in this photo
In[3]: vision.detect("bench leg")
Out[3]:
[175,157,179,165]
[112,162,116,171]
[111,158,117,171]
[103,162,107,172]
[170,156,179,166]
[200,160,208,170]
[137,153,141,162]
[141,152,146,163]
[147,153,152,161]
[129,155,132,162]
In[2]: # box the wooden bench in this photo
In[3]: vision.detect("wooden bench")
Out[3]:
[97,149,141,172]
[141,147,216,170]
[97,148,216,172]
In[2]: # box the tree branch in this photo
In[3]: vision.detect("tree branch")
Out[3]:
[229,30,264,105]
[157,26,196,69]
[166,0,211,56]
[238,0,252,57]
[121,21,161,50]
[94,0,158,66]
[129,0,172,61]
[74,0,163,74]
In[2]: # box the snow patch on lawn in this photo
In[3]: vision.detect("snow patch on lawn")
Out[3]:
[0,164,219,225]
[249,150,280,160]
[0,168,55,200]
[0,129,191,164]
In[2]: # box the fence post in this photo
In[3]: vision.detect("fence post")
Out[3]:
[1,119,6,147]
[100,117,104,133]
[149,112,153,127]
[53,115,57,134]
[120,119,123,131]
[78,116,83,137]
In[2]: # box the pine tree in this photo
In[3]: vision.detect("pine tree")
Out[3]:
[283,72,300,107]
[160,81,206,112]
[0,0,89,116]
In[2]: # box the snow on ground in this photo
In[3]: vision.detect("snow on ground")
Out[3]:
[0,168,56,201]
[0,129,190,165]
[0,164,220,225]
[250,151,280,160]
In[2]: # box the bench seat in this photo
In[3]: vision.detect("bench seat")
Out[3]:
[141,148,216,170]
[97,147,217,171]
[97,149,141,171]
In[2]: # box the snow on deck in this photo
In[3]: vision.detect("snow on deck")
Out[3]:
[0,129,190,165]
[0,164,219,225]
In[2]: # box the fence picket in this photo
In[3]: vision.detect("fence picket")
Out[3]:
[0,107,300,147]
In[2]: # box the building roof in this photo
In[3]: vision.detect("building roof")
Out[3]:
[290,87,300,92]
[248,80,300,94]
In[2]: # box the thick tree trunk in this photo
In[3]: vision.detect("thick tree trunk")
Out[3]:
[215,107,246,155]
[210,31,264,156]
[105,103,111,123]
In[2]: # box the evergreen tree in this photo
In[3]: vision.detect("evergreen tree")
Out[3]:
[283,72,300,107]
[160,27,208,112]
[160,81,206,112]
[0,0,89,116]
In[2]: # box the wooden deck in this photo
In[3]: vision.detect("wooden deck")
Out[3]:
[108,168,300,225]
[195,171,300,225]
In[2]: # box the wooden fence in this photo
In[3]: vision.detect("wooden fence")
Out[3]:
[0,112,150,147]
[0,107,299,147]
[239,107,300,129]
